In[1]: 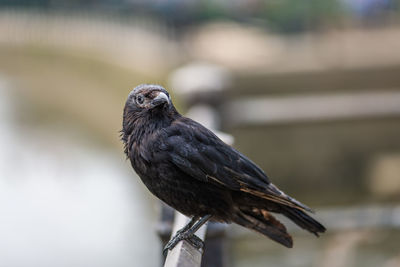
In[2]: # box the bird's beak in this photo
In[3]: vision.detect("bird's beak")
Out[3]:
[151,91,170,107]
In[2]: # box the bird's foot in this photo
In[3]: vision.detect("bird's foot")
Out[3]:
[163,231,204,256]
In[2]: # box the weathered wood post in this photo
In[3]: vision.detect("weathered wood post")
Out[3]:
[164,212,208,267]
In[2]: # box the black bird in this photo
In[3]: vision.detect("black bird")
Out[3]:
[121,84,325,253]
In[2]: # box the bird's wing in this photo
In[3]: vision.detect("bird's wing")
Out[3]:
[162,117,312,212]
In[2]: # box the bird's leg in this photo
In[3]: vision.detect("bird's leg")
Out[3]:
[163,216,199,256]
[163,215,211,256]
[175,216,199,236]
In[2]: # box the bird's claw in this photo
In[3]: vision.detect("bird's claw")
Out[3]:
[186,234,205,250]
[163,232,204,256]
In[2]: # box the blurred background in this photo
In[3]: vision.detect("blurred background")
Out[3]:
[1,0,400,266]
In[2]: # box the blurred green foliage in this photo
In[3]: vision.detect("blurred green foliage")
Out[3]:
[261,0,344,32]
[1,0,399,33]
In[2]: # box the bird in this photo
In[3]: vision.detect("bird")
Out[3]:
[121,84,326,254]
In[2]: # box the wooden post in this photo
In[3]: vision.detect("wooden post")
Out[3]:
[164,212,207,267]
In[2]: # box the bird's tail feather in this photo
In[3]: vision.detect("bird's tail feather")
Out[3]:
[241,184,313,213]
[233,208,293,248]
[281,206,326,236]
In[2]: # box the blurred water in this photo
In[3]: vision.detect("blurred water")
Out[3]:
[0,79,160,267]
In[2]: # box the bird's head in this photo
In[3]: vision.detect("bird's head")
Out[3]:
[126,84,171,111]
[122,84,178,141]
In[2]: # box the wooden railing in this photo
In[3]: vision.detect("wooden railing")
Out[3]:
[164,212,208,267]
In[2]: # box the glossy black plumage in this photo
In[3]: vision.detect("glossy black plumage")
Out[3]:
[121,84,325,248]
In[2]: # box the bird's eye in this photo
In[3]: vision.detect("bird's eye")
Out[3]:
[136,95,144,105]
